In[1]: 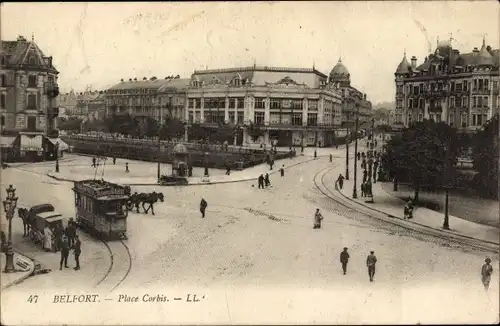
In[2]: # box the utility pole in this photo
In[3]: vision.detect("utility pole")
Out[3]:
[157,100,163,181]
[353,104,360,198]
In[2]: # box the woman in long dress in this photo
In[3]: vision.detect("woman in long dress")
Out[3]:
[481,257,494,291]
[43,226,53,252]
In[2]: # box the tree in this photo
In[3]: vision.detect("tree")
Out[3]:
[188,123,209,141]
[215,121,235,143]
[58,117,82,131]
[471,114,499,199]
[159,117,185,141]
[381,120,459,202]
[142,116,159,138]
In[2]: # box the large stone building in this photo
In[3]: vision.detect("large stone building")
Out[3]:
[329,58,373,126]
[0,35,59,135]
[59,89,106,121]
[186,65,343,147]
[395,37,500,130]
[105,75,189,125]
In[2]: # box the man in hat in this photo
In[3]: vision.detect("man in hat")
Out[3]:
[366,250,377,282]
[280,165,285,177]
[73,235,81,270]
[340,247,350,275]
[481,257,494,291]
[60,236,69,270]
[200,198,208,218]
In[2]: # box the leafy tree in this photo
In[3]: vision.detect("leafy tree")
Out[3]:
[215,121,235,143]
[58,117,82,131]
[159,117,185,141]
[381,120,459,202]
[188,123,209,141]
[471,114,499,199]
[142,117,159,138]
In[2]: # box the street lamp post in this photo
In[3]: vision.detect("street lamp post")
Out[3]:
[345,126,349,180]
[353,105,360,198]
[442,149,451,230]
[3,185,18,273]
[55,142,60,173]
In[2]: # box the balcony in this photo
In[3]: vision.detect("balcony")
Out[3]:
[471,88,490,95]
[44,82,60,98]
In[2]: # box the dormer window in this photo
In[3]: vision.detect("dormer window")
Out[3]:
[29,56,35,65]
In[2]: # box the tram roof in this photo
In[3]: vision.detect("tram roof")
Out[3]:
[37,211,63,219]
[73,179,128,198]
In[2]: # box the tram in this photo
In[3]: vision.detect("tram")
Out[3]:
[72,179,129,240]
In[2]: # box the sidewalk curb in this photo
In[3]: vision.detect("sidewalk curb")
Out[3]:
[1,251,38,290]
[46,157,325,186]
[330,172,500,247]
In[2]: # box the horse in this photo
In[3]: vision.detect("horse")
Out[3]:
[126,192,142,212]
[141,192,164,215]
[18,208,31,237]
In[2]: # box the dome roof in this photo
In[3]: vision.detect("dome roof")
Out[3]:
[173,143,188,154]
[330,58,350,78]
[476,39,494,66]
[395,53,411,74]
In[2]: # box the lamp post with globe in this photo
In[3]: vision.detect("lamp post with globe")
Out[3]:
[3,185,18,273]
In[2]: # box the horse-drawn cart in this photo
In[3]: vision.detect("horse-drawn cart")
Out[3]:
[18,204,64,252]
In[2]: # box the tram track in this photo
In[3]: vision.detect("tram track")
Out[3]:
[313,164,499,254]
[94,239,133,293]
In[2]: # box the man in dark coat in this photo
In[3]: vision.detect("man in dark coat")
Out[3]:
[329,154,333,162]
[65,218,76,248]
[54,223,63,252]
[73,235,81,270]
[280,165,285,177]
[112,156,116,165]
[125,162,129,173]
[337,174,345,190]
[60,236,69,270]
[340,247,350,275]
[264,173,270,187]
[366,251,377,282]
[258,174,265,189]
[314,150,317,159]
[200,198,208,218]
[92,157,96,167]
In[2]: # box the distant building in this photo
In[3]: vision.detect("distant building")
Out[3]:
[328,58,373,126]
[395,37,500,131]
[0,35,59,135]
[105,75,189,125]
[187,65,343,147]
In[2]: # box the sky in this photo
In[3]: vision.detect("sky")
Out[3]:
[2,1,499,104]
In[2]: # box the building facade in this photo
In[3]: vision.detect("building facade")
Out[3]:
[329,58,373,126]
[59,90,106,121]
[0,35,59,135]
[186,66,343,147]
[105,75,189,125]
[395,37,500,130]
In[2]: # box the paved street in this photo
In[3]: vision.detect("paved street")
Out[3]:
[1,146,498,324]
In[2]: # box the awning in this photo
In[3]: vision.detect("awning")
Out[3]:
[48,138,70,151]
[0,136,15,148]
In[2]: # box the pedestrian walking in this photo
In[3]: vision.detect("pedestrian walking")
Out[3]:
[264,173,270,187]
[314,150,317,159]
[366,251,377,282]
[125,162,129,173]
[270,160,274,170]
[73,235,81,270]
[258,174,265,189]
[357,152,361,160]
[112,156,116,165]
[92,157,96,168]
[329,154,333,162]
[337,174,345,189]
[361,182,366,197]
[313,208,323,229]
[60,236,69,270]
[280,165,285,177]
[225,164,231,175]
[200,198,208,218]
[340,247,350,275]
[481,258,494,291]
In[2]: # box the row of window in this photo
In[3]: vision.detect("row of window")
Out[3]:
[188,98,322,110]
[401,80,499,96]
[0,74,39,88]
[407,112,489,127]
[407,96,493,109]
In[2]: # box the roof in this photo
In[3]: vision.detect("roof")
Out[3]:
[157,78,190,92]
[395,53,411,74]
[109,78,181,91]
[37,211,62,219]
[1,36,58,73]
[46,216,65,224]
[191,66,327,88]
[330,58,350,78]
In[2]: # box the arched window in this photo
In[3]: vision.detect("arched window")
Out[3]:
[29,56,35,65]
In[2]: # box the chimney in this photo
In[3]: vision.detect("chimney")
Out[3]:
[17,35,26,42]
[120,78,124,82]
[453,49,460,56]
[473,47,479,55]
[486,45,492,52]
[134,78,137,82]
[143,77,147,81]
[363,94,367,101]
[129,78,132,82]
[411,56,417,69]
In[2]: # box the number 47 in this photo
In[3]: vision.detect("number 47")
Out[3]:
[27,295,39,303]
